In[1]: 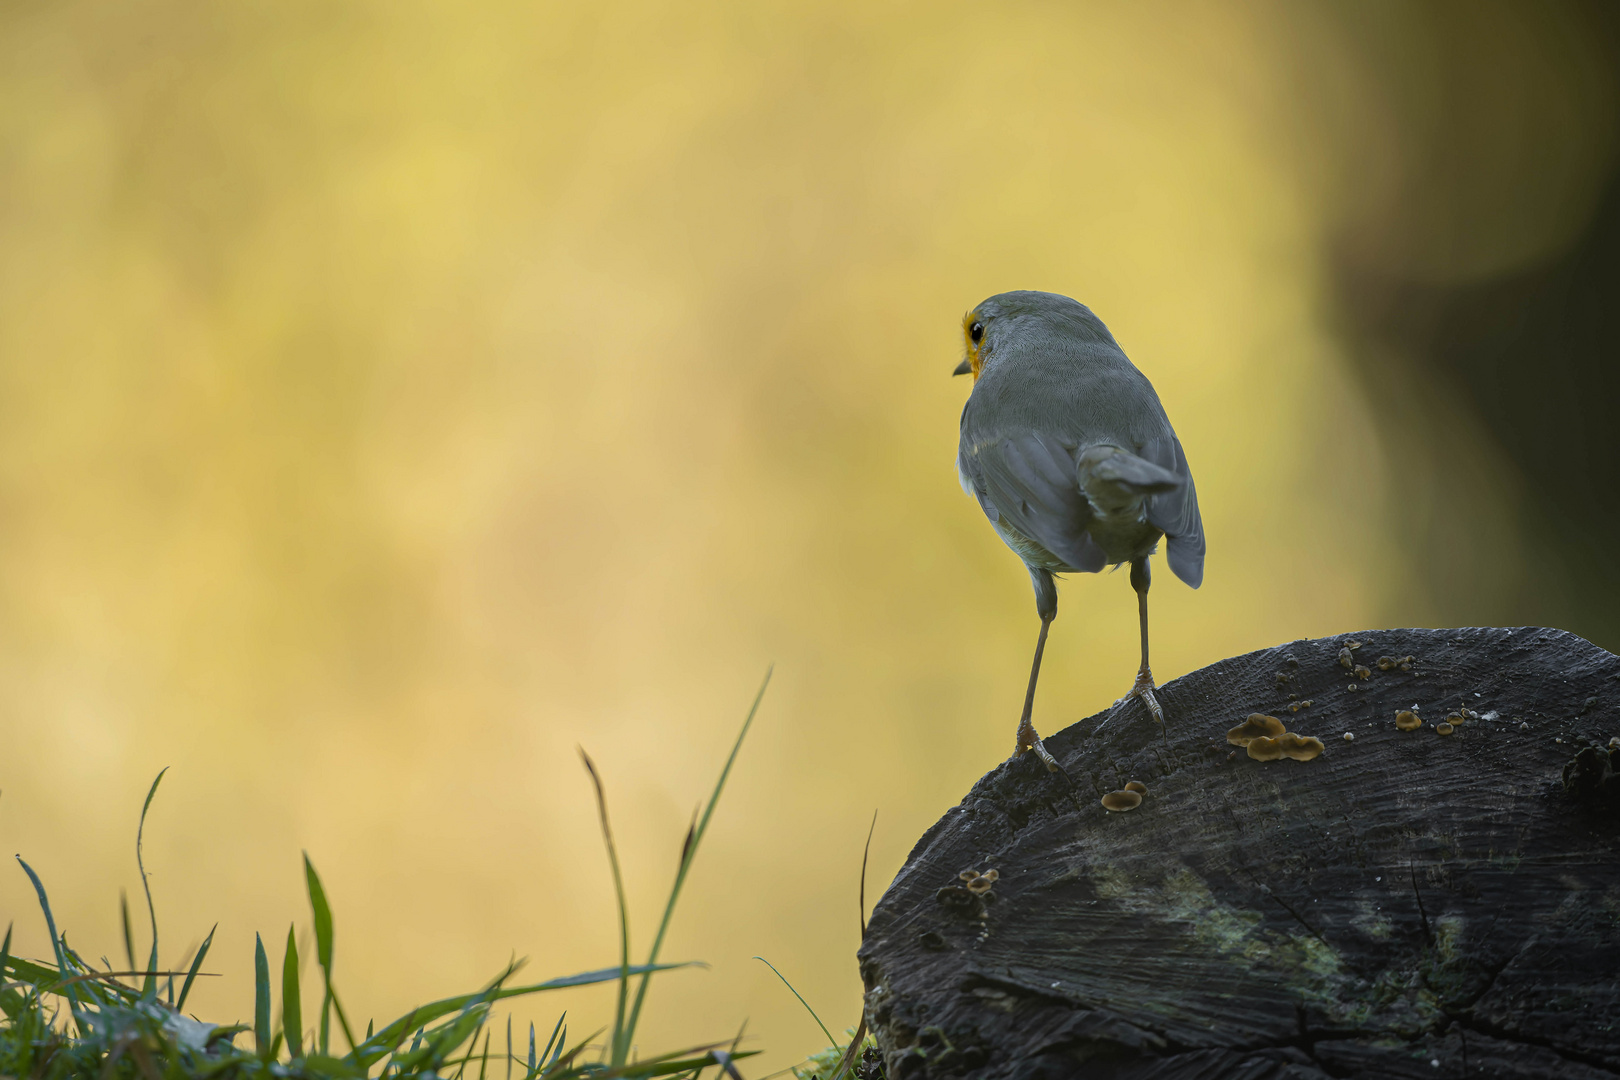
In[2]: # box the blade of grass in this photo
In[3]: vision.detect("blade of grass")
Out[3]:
[0,922,14,1023]
[527,1022,536,1077]
[283,925,304,1058]
[254,933,271,1058]
[478,1027,492,1080]
[52,968,210,991]
[829,1018,867,1080]
[304,853,335,1054]
[329,985,359,1053]
[751,957,834,1048]
[829,813,880,1080]
[348,964,686,1069]
[859,810,876,935]
[579,749,633,1067]
[599,1046,761,1080]
[623,668,770,1052]
[1,952,59,988]
[531,1025,601,1079]
[15,856,83,1031]
[506,1014,512,1080]
[176,923,216,1012]
[120,891,136,974]
[136,768,167,1000]
[538,1013,566,1066]
[304,855,359,1053]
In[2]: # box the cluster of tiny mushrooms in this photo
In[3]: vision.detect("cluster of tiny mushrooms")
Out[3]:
[1395,706,1474,735]
[1100,779,1148,812]
[957,868,999,894]
[1334,639,1464,737]
[1338,639,1414,691]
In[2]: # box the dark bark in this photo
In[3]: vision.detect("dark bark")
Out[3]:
[858,627,1620,1080]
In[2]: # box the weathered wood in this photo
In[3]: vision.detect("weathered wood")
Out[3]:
[859,627,1620,1080]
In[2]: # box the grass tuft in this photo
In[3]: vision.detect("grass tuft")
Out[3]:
[1,675,773,1079]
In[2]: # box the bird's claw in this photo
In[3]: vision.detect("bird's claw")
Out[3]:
[1027,736,1063,773]
[1132,669,1165,726]
[1016,718,1064,773]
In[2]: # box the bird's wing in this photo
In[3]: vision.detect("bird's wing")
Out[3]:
[958,430,1107,572]
[1141,433,1205,588]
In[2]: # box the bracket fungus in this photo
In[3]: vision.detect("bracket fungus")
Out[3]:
[1100,789,1143,812]
[1227,713,1286,745]
[1246,736,1286,761]
[1395,710,1423,731]
[1436,722,1456,736]
[1277,732,1325,760]
[1123,780,1148,794]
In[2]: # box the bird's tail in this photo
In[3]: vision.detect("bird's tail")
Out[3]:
[1076,444,1182,514]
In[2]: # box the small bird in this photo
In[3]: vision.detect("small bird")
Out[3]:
[953,291,1204,769]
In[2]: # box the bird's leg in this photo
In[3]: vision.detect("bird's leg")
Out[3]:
[1015,613,1063,771]
[1130,557,1164,725]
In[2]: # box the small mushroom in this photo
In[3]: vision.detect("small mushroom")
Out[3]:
[1246,736,1286,761]
[1100,790,1142,812]
[1377,655,1397,671]
[1395,710,1423,731]
[1338,646,1354,669]
[1446,711,1465,726]
[1277,732,1325,761]
[1227,713,1286,745]
[1354,665,1372,680]
[1343,732,1355,742]
[1609,736,1619,751]
[965,873,998,894]
[1435,722,1455,736]
[1123,780,1148,794]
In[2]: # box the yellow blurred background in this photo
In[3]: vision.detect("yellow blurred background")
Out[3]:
[1,1,1615,1074]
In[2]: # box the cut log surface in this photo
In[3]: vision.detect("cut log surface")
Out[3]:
[858,628,1620,1080]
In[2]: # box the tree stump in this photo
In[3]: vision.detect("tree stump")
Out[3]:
[858,627,1620,1080]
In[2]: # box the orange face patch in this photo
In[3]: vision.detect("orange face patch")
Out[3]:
[960,310,983,379]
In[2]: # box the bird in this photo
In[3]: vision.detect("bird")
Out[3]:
[953,290,1204,770]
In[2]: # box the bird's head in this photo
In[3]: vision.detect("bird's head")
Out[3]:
[952,291,1118,381]
[953,307,988,379]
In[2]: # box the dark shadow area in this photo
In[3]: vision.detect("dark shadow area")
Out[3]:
[1330,1,1620,650]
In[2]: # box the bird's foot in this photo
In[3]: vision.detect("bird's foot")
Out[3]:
[1132,668,1165,726]
[1015,717,1063,773]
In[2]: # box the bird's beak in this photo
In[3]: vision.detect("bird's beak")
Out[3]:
[952,358,972,377]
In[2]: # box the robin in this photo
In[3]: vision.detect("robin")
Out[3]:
[953,291,1204,770]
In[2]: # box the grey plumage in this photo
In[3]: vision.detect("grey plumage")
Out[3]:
[955,291,1205,591]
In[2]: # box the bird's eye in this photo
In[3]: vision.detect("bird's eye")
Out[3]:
[970,322,984,344]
